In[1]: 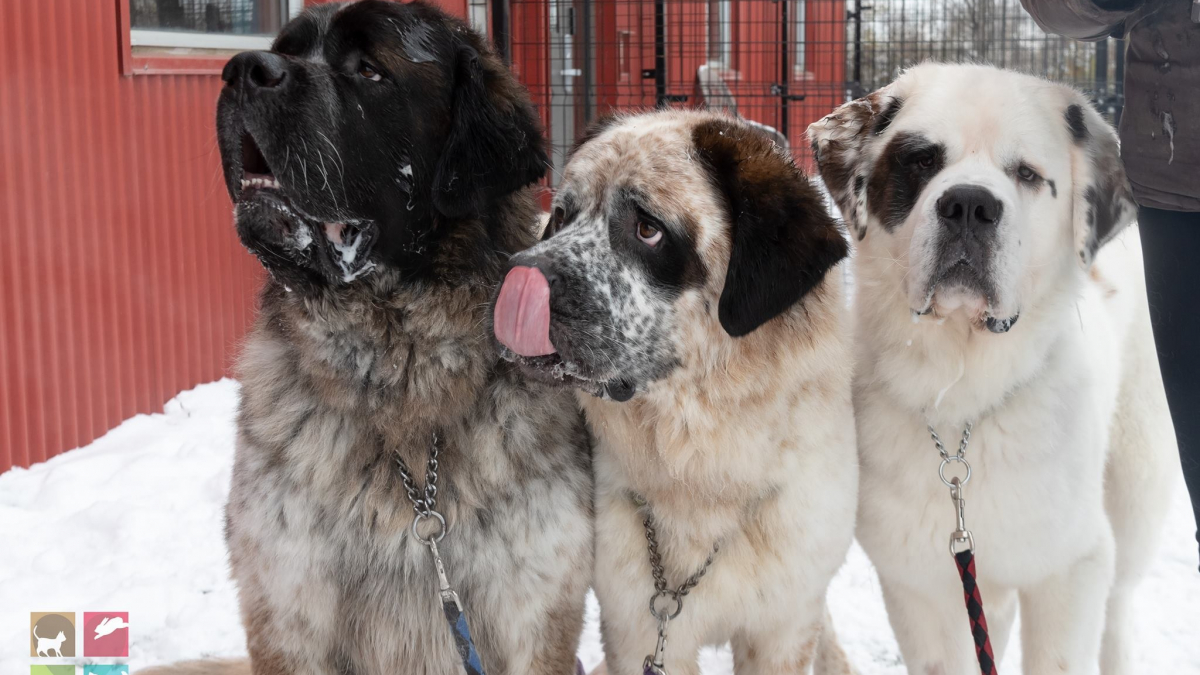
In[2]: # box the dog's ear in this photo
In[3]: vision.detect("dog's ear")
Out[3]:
[806,87,902,241]
[693,118,849,338]
[1063,100,1137,267]
[432,43,548,218]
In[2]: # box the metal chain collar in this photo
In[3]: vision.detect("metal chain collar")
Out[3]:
[928,422,976,555]
[640,508,720,675]
[396,432,447,544]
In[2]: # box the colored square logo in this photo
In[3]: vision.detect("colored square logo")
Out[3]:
[31,612,76,657]
[82,612,129,657]
[31,667,75,675]
[84,667,129,675]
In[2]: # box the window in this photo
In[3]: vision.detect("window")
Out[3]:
[468,0,489,37]
[130,0,304,50]
[707,0,732,69]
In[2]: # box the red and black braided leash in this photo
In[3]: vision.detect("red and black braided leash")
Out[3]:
[954,548,997,675]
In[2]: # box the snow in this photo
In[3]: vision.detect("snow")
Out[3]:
[1,380,1197,673]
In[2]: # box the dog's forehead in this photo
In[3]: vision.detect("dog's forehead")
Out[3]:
[887,65,1070,160]
[561,116,725,248]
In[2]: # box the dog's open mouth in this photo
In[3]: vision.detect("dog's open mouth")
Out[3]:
[233,132,377,283]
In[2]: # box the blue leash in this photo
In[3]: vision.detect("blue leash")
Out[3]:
[400,435,583,675]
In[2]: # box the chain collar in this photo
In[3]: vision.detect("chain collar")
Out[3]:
[927,422,976,554]
[637,500,720,675]
[396,432,447,544]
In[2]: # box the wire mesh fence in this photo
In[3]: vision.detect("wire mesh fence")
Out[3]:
[499,0,1124,183]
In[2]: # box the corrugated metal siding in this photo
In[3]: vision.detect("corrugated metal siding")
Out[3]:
[0,1,476,474]
[0,0,263,472]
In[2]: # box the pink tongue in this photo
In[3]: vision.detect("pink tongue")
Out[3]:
[494,266,556,357]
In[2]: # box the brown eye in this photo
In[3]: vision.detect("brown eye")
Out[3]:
[913,153,935,170]
[636,221,662,247]
[1017,164,1040,183]
[358,62,382,82]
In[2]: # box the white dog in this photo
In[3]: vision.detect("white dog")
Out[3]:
[809,63,1179,674]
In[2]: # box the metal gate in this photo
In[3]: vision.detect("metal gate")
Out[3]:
[506,0,847,179]
[500,0,1123,184]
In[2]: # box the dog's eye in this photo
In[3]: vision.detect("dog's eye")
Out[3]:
[636,221,662,247]
[909,152,936,170]
[1016,164,1041,183]
[357,62,383,82]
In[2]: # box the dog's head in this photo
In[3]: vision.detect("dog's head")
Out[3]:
[491,112,847,401]
[216,0,546,290]
[809,63,1135,333]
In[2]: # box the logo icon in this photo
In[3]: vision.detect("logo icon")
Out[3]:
[30,612,76,658]
[84,666,129,675]
[30,666,75,675]
[83,612,129,657]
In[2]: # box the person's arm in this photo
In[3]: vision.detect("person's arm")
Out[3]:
[1019,0,1147,40]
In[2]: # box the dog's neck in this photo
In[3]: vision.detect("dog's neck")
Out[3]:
[580,277,849,545]
[853,253,1085,427]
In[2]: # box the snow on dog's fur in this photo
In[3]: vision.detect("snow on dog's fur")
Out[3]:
[494,110,858,675]
[809,63,1179,674]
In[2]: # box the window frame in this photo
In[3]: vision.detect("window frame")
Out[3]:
[119,0,304,76]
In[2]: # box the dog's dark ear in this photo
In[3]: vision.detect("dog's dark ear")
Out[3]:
[1064,100,1137,267]
[432,43,548,218]
[693,118,849,338]
[807,86,900,241]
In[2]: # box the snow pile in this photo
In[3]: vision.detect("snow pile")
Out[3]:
[1,380,1197,672]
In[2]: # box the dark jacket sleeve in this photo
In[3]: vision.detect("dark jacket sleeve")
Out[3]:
[1019,0,1146,40]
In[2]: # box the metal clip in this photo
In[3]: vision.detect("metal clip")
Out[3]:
[948,478,975,554]
[427,538,463,612]
[643,616,670,675]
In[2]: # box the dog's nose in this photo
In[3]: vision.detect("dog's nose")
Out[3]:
[508,256,562,294]
[222,51,288,94]
[937,185,1002,230]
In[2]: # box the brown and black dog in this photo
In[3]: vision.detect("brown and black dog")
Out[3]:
[143,3,592,674]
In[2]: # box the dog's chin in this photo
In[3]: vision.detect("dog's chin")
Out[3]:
[234,190,378,286]
[497,346,636,401]
[913,282,1020,334]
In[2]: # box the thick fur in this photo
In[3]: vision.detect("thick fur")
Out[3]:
[498,111,857,675]
[809,63,1179,674]
[145,3,592,675]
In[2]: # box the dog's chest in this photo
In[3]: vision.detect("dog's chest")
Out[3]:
[856,372,1115,586]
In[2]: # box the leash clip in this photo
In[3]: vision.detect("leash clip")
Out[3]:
[643,616,670,675]
[948,478,975,554]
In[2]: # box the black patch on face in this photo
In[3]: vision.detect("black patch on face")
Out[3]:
[606,192,706,294]
[1047,179,1057,198]
[215,0,546,289]
[1065,104,1089,144]
[872,97,905,136]
[692,119,849,337]
[866,132,946,232]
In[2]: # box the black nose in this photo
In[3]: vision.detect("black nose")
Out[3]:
[222,51,288,94]
[937,185,1002,230]
[507,255,562,294]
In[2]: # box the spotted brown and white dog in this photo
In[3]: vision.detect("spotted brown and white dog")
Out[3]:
[809,63,1179,674]
[493,110,859,675]
[142,3,593,675]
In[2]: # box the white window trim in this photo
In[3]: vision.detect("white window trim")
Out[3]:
[130,0,304,51]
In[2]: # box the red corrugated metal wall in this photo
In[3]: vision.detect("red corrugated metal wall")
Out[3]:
[0,0,470,474]
[0,0,262,473]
